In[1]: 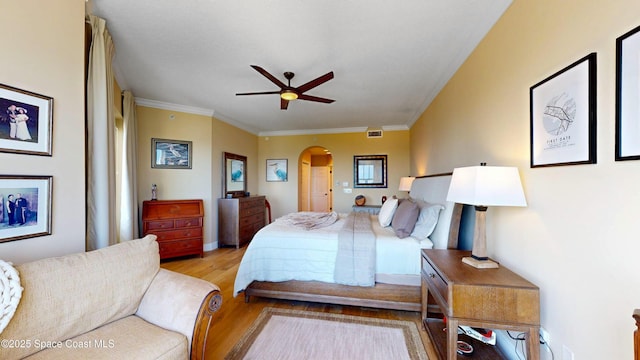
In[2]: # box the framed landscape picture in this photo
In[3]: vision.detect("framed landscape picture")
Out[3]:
[0,175,52,243]
[0,83,53,156]
[266,159,288,182]
[530,53,597,168]
[151,138,192,169]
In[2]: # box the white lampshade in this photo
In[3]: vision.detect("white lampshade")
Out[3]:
[398,176,415,192]
[446,166,526,207]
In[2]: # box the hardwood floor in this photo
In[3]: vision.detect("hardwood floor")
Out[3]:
[161,247,439,359]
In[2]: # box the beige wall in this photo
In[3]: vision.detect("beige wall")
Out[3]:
[258,130,410,218]
[136,106,258,249]
[0,0,85,263]
[411,0,640,358]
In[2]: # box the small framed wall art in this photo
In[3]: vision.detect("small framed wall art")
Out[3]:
[151,138,192,169]
[0,83,53,156]
[615,25,640,161]
[354,154,387,188]
[0,175,52,243]
[530,53,597,168]
[266,159,288,182]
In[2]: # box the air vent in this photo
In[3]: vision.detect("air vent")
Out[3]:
[366,129,383,138]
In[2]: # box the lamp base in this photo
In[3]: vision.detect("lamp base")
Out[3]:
[462,256,499,269]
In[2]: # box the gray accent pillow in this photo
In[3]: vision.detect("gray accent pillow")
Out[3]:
[411,200,445,240]
[391,199,420,238]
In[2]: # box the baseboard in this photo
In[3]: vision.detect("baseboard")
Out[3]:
[203,241,218,252]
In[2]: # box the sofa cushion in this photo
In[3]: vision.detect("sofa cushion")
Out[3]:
[0,235,160,360]
[24,315,187,360]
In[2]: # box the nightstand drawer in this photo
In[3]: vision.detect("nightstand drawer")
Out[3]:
[422,257,448,306]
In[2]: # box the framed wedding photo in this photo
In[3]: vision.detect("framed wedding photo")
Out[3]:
[0,175,52,243]
[530,53,597,168]
[0,84,53,156]
[151,138,192,169]
[615,25,640,161]
[266,159,288,182]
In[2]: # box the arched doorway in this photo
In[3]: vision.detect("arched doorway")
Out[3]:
[298,146,333,212]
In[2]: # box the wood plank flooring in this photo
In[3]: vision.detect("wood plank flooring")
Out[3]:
[161,247,439,359]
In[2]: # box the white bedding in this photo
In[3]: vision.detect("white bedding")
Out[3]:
[233,212,433,297]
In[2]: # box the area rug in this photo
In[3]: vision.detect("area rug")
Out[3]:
[225,307,428,360]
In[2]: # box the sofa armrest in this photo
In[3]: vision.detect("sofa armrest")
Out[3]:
[135,269,222,360]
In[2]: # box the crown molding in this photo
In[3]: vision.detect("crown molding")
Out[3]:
[258,124,409,137]
[134,98,215,117]
[133,98,409,136]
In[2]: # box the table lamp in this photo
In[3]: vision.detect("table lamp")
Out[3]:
[446,163,526,268]
[398,176,415,194]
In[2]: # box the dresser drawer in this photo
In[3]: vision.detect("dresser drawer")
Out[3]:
[240,205,264,217]
[151,227,203,242]
[145,220,174,231]
[158,238,202,257]
[240,213,263,227]
[422,257,448,306]
[175,217,202,228]
[239,226,255,242]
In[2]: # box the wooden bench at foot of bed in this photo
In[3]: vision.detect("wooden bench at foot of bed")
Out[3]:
[244,280,421,311]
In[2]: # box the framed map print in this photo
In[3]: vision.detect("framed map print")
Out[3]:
[530,53,597,168]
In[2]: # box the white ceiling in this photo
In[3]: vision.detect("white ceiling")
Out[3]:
[90,0,511,135]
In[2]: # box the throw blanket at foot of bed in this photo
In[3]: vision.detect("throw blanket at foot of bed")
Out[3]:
[334,212,376,286]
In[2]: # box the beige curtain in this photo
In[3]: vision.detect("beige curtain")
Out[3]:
[119,91,139,241]
[86,15,116,250]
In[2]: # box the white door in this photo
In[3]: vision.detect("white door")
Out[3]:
[299,161,311,211]
[311,166,330,212]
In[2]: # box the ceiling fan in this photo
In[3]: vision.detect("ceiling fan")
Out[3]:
[236,65,335,110]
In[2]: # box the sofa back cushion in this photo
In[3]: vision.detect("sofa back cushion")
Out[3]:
[0,235,160,360]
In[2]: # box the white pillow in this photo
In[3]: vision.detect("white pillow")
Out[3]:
[377,197,399,227]
[410,200,445,240]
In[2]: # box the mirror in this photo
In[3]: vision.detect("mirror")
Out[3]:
[223,152,247,197]
[353,154,387,188]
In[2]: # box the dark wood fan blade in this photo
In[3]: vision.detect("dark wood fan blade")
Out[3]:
[236,91,281,96]
[298,94,335,103]
[296,71,334,94]
[281,98,289,110]
[251,65,287,89]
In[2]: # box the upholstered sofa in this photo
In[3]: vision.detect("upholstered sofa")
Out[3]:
[0,235,221,360]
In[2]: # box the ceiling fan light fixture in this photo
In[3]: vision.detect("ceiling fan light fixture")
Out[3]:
[280,90,298,101]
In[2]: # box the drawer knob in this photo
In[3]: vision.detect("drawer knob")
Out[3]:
[429,273,436,279]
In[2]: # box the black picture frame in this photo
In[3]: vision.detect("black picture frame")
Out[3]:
[151,138,192,169]
[354,154,387,188]
[615,25,640,161]
[530,53,597,168]
[0,83,53,156]
[0,175,52,243]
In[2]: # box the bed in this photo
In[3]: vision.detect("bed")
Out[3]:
[234,173,463,311]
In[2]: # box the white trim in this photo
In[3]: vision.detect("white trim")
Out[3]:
[133,98,410,136]
[259,124,409,137]
[135,98,215,117]
[204,241,217,252]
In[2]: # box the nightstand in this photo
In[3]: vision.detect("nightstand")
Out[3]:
[421,249,540,360]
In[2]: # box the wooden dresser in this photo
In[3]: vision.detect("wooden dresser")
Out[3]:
[142,199,204,260]
[218,196,265,248]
